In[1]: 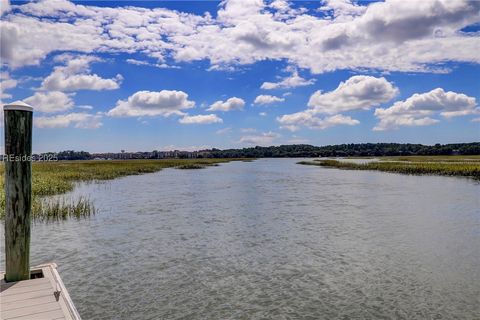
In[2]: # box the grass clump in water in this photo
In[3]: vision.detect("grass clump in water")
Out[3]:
[380,155,480,163]
[297,161,320,166]
[298,157,480,180]
[33,197,96,222]
[177,164,207,169]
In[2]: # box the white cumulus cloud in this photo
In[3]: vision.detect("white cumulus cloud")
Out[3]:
[1,0,479,74]
[239,131,280,146]
[308,75,399,114]
[35,112,102,129]
[277,75,395,131]
[253,94,285,105]
[108,90,195,117]
[126,59,179,69]
[24,91,74,113]
[261,69,315,90]
[41,55,122,91]
[207,97,245,112]
[278,111,359,131]
[0,71,17,101]
[320,0,367,20]
[179,114,223,124]
[374,88,478,130]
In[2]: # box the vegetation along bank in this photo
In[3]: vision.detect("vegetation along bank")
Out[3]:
[298,156,480,180]
[0,159,241,221]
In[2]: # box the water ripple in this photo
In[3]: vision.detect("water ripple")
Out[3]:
[1,159,479,319]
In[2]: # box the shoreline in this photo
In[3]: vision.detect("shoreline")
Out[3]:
[298,156,480,180]
[0,159,249,221]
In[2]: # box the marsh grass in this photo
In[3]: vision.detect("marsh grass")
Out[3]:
[177,164,207,169]
[298,157,480,180]
[33,197,96,222]
[0,158,243,221]
[380,155,480,163]
[297,161,320,165]
[175,160,225,169]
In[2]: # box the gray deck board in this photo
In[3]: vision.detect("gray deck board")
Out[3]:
[2,294,57,311]
[1,264,81,320]
[0,277,64,320]
[1,278,50,290]
[0,288,52,304]
[6,309,65,320]
[1,281,52,296]
[1,301,61,319]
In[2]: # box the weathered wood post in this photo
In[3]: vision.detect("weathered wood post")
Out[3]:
[4,101,33,282]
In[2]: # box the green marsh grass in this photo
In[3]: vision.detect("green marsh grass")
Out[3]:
[34,197,96,222]
[176,164,208,169]
[380,155,480,163]
[0,159,242,221]
[298,156,480,180]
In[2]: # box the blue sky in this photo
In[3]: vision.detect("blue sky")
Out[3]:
[1,0,479,152]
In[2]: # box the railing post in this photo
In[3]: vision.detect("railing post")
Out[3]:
[4,101,33,282]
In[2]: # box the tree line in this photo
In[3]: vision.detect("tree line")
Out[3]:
[205,142,480,158]
[30,142,480,160]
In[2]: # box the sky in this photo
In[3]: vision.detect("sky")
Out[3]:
[0,0,479,153]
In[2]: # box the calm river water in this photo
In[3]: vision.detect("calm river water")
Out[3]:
[1,159,479,319]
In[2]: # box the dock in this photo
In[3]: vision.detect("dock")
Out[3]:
[0,263,81,320]
[1,103,81,319]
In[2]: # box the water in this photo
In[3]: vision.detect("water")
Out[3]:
[1,159,479,319]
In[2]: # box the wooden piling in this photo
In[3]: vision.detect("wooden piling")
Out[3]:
[3,101,33,282]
